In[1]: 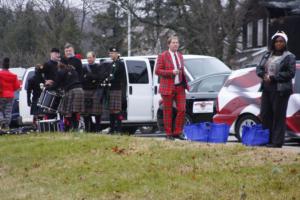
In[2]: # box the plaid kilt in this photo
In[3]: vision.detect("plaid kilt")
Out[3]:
[58,88,84,115]
[82,89,103,115]
[109,90,122,112]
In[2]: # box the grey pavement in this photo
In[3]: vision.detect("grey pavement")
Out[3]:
[134,130,300,152]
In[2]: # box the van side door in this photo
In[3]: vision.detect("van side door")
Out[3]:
[124,58,153,121]
[19,68,35,124]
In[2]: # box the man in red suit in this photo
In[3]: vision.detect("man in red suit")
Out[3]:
[155,35,189,140]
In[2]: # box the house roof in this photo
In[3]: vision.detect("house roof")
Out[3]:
[260,0,300,15]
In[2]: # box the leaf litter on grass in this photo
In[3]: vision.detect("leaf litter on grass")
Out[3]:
[0,133,299,200]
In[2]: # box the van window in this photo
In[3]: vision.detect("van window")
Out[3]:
[24,71,35,90]
[126,60,149,84]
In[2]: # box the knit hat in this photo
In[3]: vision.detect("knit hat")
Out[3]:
[2,57,9,69]
[271,31,288,43]
[51,48,60,53]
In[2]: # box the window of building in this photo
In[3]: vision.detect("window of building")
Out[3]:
[247,22,253,48]
[257,19,264,46]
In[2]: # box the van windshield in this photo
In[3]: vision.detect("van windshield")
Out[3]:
[184,57,230,80]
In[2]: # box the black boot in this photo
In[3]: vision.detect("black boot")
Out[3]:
[95,115,102,133]
[84,116,91,132]
[71,113,79,131]
[64,117,71,132]
[116,115,122,134]
[109,114,115,134]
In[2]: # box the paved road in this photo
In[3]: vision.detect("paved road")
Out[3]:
[134,131,300,152]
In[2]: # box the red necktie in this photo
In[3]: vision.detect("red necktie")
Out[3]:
[174,53,180,69]
[174,53,182,82]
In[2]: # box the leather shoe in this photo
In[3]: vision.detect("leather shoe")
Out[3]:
[173,134,185,140]
[166,135,175,140]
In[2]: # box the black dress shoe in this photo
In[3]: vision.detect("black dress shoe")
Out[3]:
[166,135,175,140]
[173,134,186,140]
[266,144,282,148]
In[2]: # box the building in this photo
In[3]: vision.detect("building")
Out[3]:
[234,0,300,68]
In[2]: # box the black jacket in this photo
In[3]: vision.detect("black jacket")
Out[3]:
[82,63,109,90]
[256,51,296,93]
[42,60,58,81]
[50,67,82,92]
[27,71,45,104]
[109,58,126,90]
[65,56,83,80]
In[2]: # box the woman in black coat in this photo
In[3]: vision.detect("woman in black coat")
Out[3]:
[256,31,296,148]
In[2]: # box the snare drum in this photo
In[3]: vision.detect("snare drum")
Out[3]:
[37,89,46,107]
[37,90,62,113]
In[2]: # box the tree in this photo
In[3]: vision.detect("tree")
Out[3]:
[92,2,127,56]
[36,0,82,54]
[109,0,252,63]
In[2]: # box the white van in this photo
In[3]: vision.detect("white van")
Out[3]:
[19,55,230,132]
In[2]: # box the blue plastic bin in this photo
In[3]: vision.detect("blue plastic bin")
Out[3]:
[208,123,230,143]
[184,123,210,142]
[242,124,269,146]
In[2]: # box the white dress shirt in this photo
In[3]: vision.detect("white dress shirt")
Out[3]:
[169,49,181,84]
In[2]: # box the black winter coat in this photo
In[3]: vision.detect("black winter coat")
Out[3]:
[109,58,126,90]
[256,51,296,93]
[82,63,109,90]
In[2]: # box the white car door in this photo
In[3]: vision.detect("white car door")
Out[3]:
[19,68,35,124]
[124,58,153,121]
[153,61,161,121]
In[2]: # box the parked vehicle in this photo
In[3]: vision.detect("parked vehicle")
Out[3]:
[8,67,26,127]
[19,55,231,133]
[213,62,300,141]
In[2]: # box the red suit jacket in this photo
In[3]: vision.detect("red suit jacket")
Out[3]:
[155,50,189,95]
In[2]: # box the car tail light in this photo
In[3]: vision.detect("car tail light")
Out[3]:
[216,96,219,113]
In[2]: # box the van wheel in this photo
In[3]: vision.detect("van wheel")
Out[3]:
[235,114,260,141]
[139,126,158,134]
[122,127,138,134]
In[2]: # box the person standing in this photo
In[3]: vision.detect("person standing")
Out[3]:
[49,60,84,131]
[155,35,189,140]
[41,48,61,119]
[82,51,108,132]
[42,48,60,87]
[63,43,83,79]
[256,31,296,148]
[27,64,45,126]
[108,47,126,134]
[0,58,20,131]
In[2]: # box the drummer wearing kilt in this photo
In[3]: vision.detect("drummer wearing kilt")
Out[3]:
[41,47,61,119]
[27,64,45,126]
[107,47,126,134]
[82,51,109,132]
[50,59,84,131]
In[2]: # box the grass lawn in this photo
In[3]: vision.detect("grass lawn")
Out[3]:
[0,133,299,200]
